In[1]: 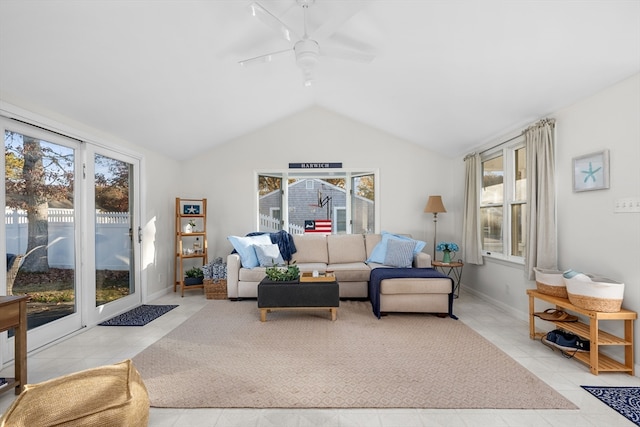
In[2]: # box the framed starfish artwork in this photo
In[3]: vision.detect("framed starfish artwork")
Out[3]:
[183,204,201,215]
[572,150,610,192]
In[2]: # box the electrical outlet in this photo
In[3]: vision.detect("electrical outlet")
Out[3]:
[614,197,640,213]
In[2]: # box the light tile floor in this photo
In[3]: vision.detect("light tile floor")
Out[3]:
[2,289,639,426]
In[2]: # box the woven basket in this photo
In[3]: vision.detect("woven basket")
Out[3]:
[204,279,227,300]
[563,272,624,312]
[533,268,567,298]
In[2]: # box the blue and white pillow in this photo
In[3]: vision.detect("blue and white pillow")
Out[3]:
[366,231,426,264]
[384,238,417,268]
[227,234,273,268]
[254,243,285,267]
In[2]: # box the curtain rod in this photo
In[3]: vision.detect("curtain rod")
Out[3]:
[463,132,523,162]
[463,117,555,161]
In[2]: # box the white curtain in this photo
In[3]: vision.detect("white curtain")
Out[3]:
[462,153,484,264]
[524,118,557,279]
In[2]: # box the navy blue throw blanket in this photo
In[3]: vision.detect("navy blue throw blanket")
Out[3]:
[245,230,297,261]
[368,267,457,319]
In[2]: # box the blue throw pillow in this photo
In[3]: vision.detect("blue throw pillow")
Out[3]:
[227,234,273,268]
[384,238,417,268]
[366,231,426,264]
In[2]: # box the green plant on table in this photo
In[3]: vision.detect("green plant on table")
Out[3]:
[265,262,300,282]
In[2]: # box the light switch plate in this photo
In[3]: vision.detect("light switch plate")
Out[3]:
[614,197,640,213]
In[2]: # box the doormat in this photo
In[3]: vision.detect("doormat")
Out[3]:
[99,304,178,326]
[581,386,640,426]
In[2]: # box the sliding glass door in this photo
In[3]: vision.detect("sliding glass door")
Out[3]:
[85,147,141,323]
[3,120,82,352]
[2,118,142,356]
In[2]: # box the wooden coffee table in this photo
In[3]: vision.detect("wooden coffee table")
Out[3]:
[257,273,339,322]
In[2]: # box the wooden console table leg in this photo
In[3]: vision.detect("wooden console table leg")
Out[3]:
[528,293,535,339]
[625,318,634,375]
[590,317,599,375]
[15,298,27,394]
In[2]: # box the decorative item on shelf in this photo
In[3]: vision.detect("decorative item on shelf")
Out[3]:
[193,237,202,254]
[184,266,204,286]
[183,204,200,215]
[424,195,447,259]
[436,242,459,264]
[264,262,300,283]
[184,219,196,233]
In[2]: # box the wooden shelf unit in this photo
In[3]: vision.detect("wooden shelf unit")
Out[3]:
[527,289,636,375]
[174,198,208,297]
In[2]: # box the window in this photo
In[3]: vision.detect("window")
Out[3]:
[257,170,378,235]
[480,140,526,261]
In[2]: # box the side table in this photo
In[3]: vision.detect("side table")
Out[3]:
[0,295,28,395]
[432,260,464,298]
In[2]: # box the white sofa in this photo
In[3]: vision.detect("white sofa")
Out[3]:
[226,233,454,316]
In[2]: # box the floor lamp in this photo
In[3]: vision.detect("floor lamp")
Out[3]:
[424,195,447,259]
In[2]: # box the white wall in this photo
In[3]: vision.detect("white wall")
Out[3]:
[181,106,461,260]
[462,73,640,373]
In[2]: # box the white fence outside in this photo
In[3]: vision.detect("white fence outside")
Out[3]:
[259,214,305,235]
[5,208,130,270]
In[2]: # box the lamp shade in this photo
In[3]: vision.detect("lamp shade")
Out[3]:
[424,196,447,214]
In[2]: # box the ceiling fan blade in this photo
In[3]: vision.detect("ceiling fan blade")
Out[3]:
[320,44,376,63]
[249,2,299,42]
[327,32,377,57]
[238,48,293,67]
[312,1,370,41]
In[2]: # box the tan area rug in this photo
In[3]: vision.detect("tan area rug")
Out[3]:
[132,300,577,409]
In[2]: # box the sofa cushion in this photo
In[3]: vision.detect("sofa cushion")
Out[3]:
[327,234,366,264]
[239,266,267,282]
[294,262,329,273]
[228,234,273,268]
[291,234,329,264]
[0,359,149,427]
[366,232,426,264]
[365,234,382,259]
[327,262,372,282]
[384,238,416,268]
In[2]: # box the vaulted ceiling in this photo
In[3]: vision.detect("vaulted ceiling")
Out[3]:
[1,0,638,160]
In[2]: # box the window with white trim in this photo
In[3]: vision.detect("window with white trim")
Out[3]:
[480,139,527,261]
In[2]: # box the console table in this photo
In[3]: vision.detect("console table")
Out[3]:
[0,295,28,395]
[527,289,636,375]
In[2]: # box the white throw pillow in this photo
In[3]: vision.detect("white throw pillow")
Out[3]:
[254,243,285,267]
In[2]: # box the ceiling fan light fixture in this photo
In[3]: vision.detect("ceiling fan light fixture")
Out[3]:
[295,38,319,86]
[294,39,319,68]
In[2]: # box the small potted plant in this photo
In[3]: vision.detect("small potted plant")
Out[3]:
[264,263,300,284]
[184,219,196,233]
[184,266,204,286]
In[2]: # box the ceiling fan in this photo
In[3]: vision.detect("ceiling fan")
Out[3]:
[239,0,376,86]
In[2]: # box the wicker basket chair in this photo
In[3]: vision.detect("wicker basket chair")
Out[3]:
[6,254,23,296]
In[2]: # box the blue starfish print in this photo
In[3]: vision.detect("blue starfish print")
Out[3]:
[581,162,601,183]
